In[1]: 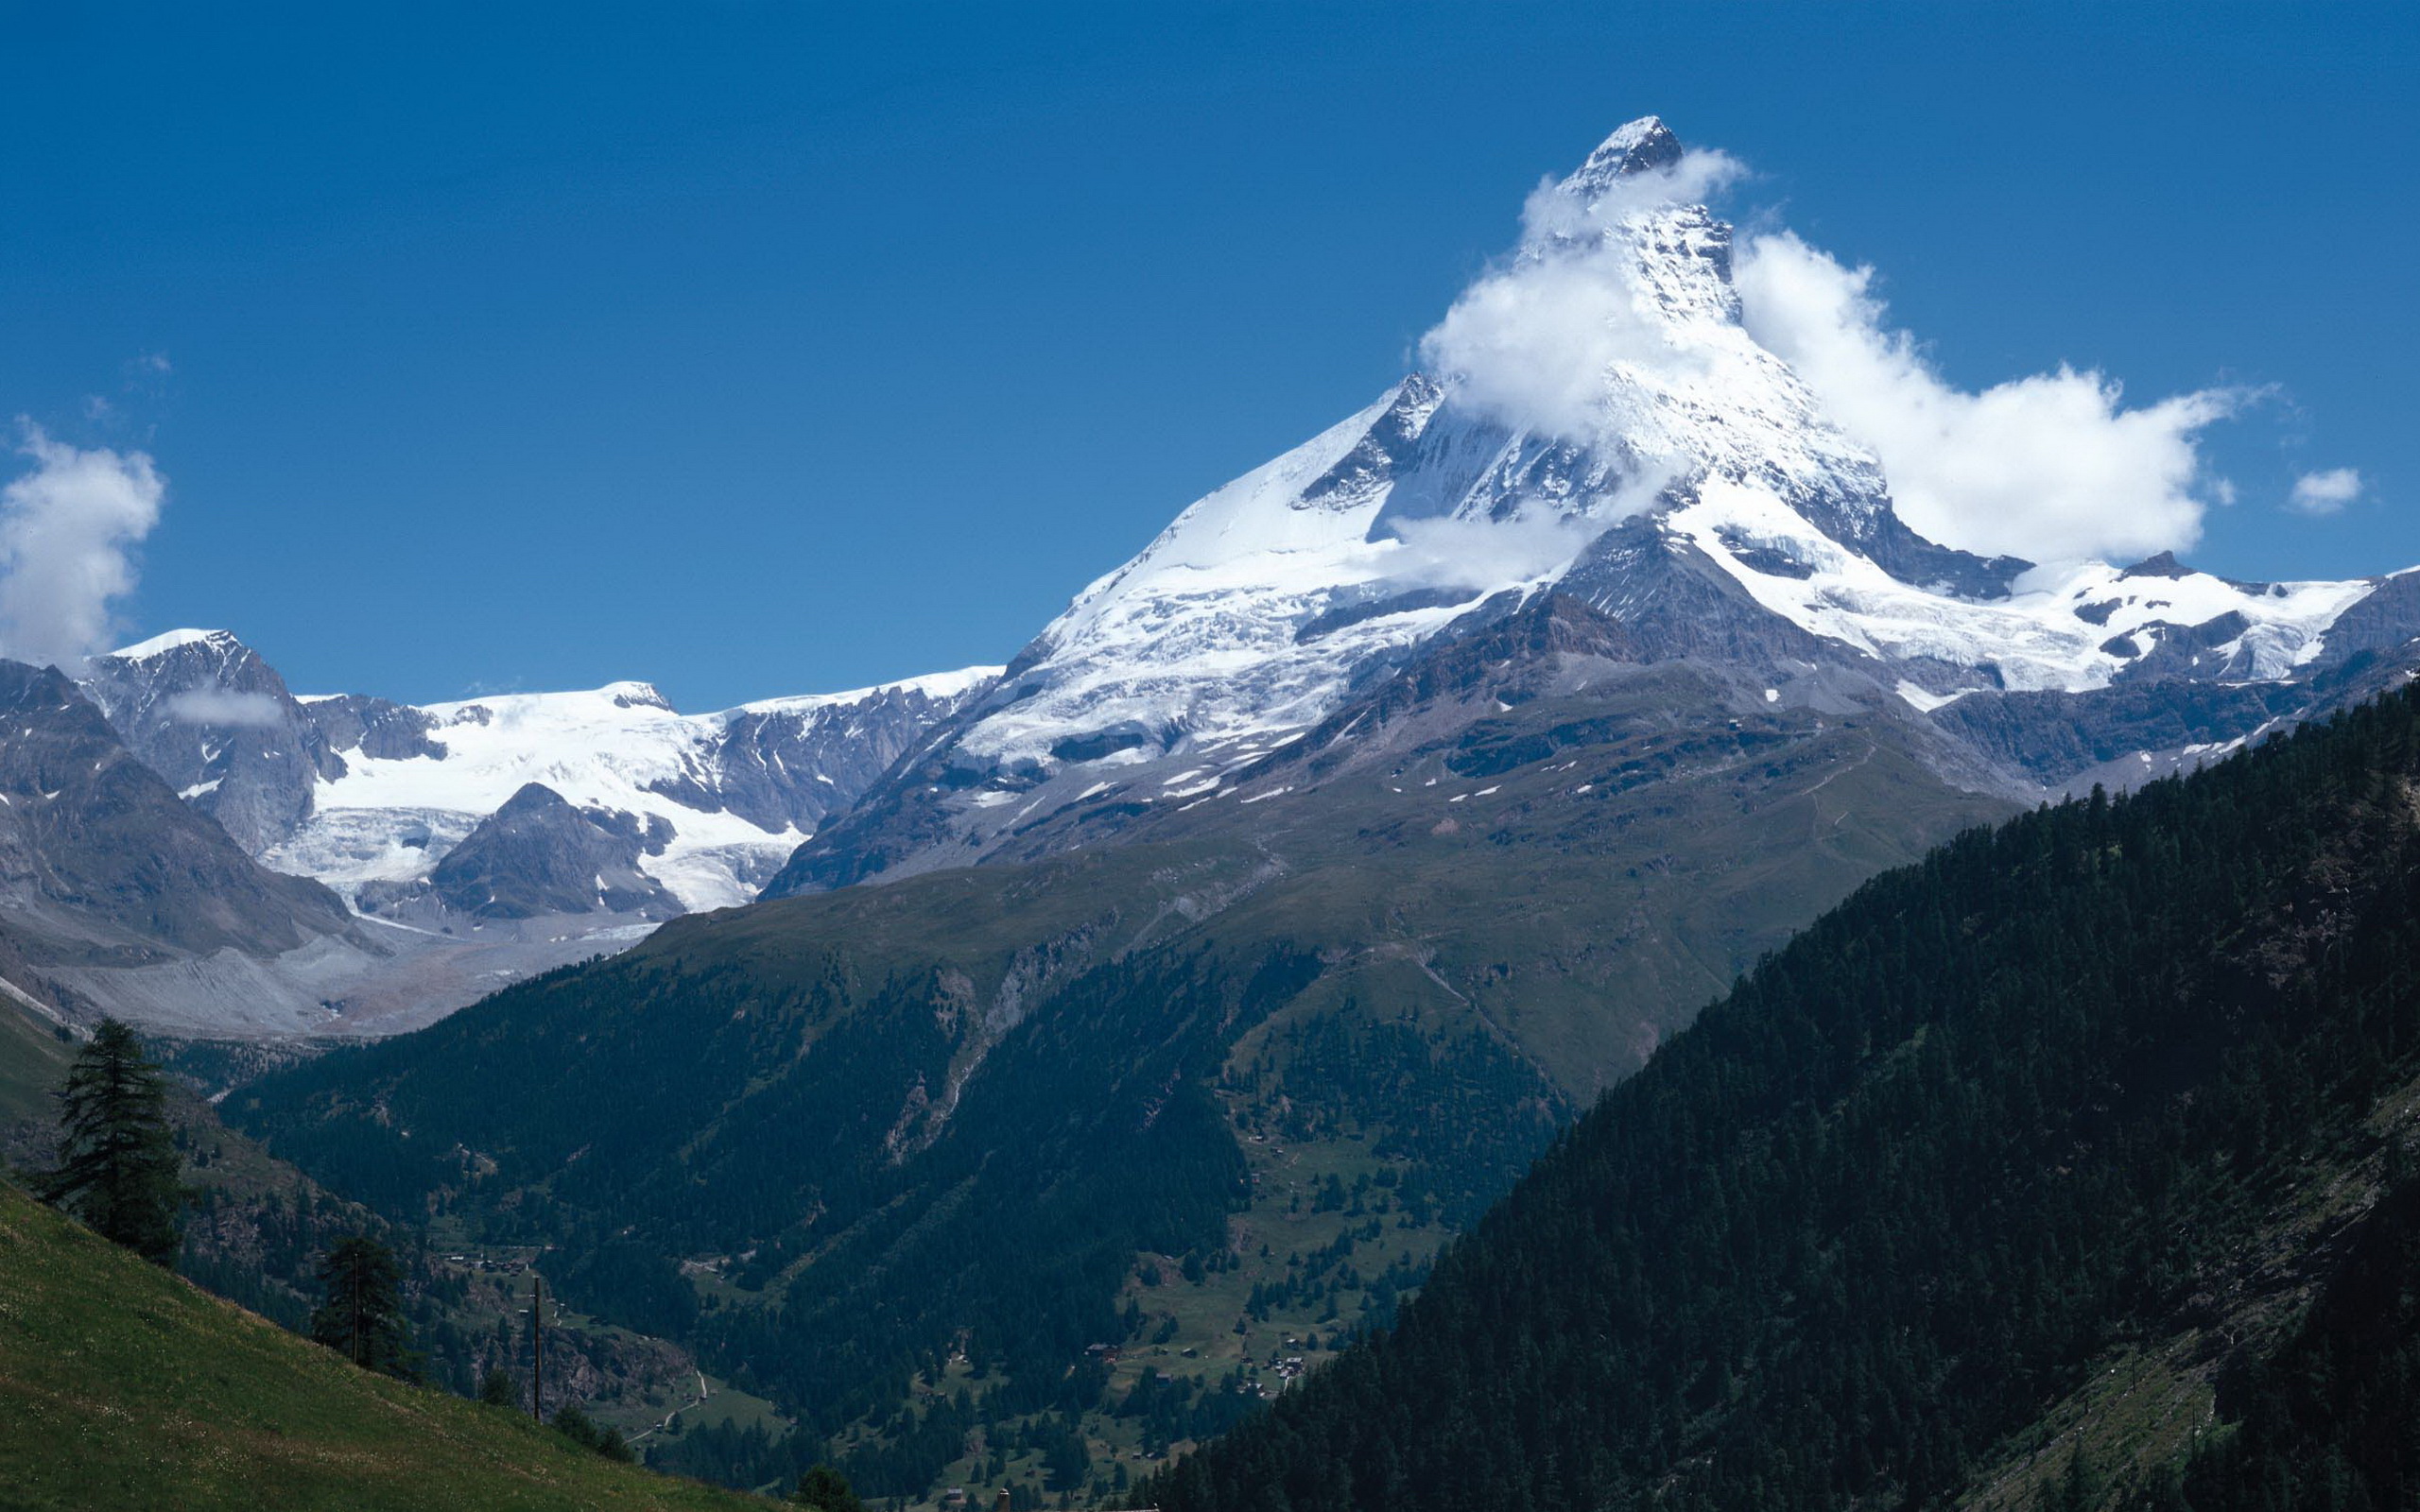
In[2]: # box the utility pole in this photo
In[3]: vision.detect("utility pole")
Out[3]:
[532,1272,544,1424]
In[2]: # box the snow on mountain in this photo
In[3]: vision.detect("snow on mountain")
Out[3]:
[962,384,1492,771]
[769,116,2403,893]
[83,630,998,922]
[81,628,344,854]
[1664,479,2373,698]
[110,627,239,661]
[270,669,996,912]
[974,117,2382,755]
[54,638,1000,1033]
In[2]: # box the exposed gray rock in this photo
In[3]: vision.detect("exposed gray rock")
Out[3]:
[302,694,444,760]
[365,782,683,922]
[0,660,356,967]
[81,629,343,853]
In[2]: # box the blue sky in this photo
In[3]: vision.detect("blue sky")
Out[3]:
[3,2,2411,709]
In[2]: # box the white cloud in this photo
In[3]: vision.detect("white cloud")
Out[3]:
[1420,148,1744,443]
[0,424,165,670]
[164,688,284,727]
[2289,467,2362,516]
[1733,232,2240,565]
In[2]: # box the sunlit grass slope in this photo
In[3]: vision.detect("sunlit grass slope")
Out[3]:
[0,1177,764,1511]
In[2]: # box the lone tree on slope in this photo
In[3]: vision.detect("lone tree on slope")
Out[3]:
[37,1019,185,1264]
[793,1464,866,1512]
[309,1233,416,1379]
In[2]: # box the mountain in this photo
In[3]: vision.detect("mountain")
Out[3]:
[271,670,999,919]
[78,627,346,854]
[0,1174,760,1511]
[222,118,2420,1503]
[378,781,687,923]
[771,117,2413,897]
[66,630,997,1034]
[0,659,357,978]
[83,629,998,921]
[1148,679,2420,1512]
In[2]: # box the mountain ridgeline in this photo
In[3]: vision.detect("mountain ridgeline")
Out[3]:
[21,627,1000,1036]
[1149,685,2420,1512]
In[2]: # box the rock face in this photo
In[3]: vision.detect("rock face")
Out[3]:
[80,642,998,925]
[769,116,2420,897]
[365,782,683,922]
[0,660,356,969]
[56,639,996,1035]
[80,629,345,855]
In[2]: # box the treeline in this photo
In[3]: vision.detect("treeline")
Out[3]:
[1151,687,2420,1511]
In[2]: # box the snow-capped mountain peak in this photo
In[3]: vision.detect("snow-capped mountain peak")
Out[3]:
[769,117,2409,894]
[1559,114,1684,198]
[952,119,1901,775]
[108,627,243,662]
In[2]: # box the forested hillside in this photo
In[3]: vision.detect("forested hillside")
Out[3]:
[227,688,1983,1500]
[1150,687,2420,1512]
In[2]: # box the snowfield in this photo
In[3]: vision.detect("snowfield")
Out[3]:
[265,672,996,911]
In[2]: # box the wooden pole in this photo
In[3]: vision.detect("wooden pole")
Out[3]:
[532,1272,544,1423]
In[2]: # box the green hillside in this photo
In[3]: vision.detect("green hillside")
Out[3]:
[1149,688,2420,1512]
[0,1175,764,1510]
[0,1002,710,1453]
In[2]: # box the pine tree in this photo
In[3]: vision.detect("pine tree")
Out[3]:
[309,1233,415,1378]
[37,1018,185,1264]
[794,1464,867,1512]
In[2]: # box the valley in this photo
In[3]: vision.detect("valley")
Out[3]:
[1,64,2411,1512]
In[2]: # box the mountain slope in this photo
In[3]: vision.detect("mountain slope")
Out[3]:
[65,632,998,1035]
[1148,686,2420,1512]
[0,996,709,1444]
[0,1175,761,1511]
[0,659,357,970]
[228,673,1994,1499]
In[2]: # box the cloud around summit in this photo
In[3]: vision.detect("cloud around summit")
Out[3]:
[1418,146,1745,447]
[1733,232,2243,565]
[1416,127,2250,569]
[164,687,285,727]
